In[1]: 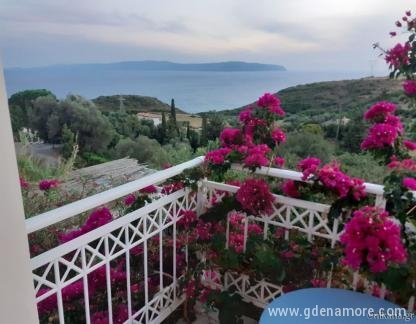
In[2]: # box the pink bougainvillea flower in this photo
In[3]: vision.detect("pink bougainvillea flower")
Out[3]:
[239,107,253,124]
[387,157,416,171]
[350,178,367,201]
[236,178,275,216]
[311,278,327,288]
[38,179,59,191]
[243,153,269,169]
[257,93,285,116]
[91,311,109,324]
[340,206,407,273]
[385,43,411,69]
[228,210,246,227]
[59,207,112,243]
[364,101,397,121]
[384,114,404,134]
[20,177,29,190]
[130,284,140,294]
[161,182,184,195]
[297,157,321,180]
[273,156,285,168]
[318,162,352,198]
[247,144,271,156]
[403,80,416,97]
[114,304,129,324]
[205,148,232,165]
[281,180,301,198]
[139,185,157,194]
[361,123,399,150]
[403,177,416,190]
[280,250,295,259]
[247,223,263,235]
[404,139,416,151]
[196,220,213,241]
[271,128,286,144]
[243,144,271,169]
[178,209,197,228]
[123,194,136,206]
[219,128,242,147]
[131,245,144,256]
[184,279,197,298]
[82,207,113,232]
[229,233,245,253]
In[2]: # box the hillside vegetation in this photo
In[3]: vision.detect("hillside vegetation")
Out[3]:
[93,95,185,114]
[278,77,404,125]
[213,77,405,124]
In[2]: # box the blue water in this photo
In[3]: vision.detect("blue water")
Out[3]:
[4,69,383,113]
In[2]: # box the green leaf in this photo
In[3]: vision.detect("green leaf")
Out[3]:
[200,196,239,223]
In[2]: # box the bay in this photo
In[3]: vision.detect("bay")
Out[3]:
[4,69,384,113]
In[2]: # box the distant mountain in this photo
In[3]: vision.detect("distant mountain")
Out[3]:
[7,60,286,72]
[93,95,185,114]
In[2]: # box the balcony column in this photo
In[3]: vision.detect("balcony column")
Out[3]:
[0,63,39,322]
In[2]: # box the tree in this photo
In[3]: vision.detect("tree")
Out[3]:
[29,95,59,140]
[9,89,56,135]
[186,123,200,151]
[279,131,335,163]
[301,123,323,135]
[167,99,179,139]
[60,95,114,154]
[207,113,224,140]
[156,111,168,144]
[163,141,193,165]
[200,116,208,146]
[170,99,177,123]
[47,113,61,144]
[61,124,76,159]
[340,117,367,153]
[113,136,169,168]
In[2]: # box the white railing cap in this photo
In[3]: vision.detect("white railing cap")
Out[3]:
[25,156,204,234]
[26,157,414,234]
[232,164,386,195]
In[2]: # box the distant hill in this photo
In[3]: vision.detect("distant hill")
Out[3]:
[93,95,185,114]
[8,60,286,72]
[209,77,405,124]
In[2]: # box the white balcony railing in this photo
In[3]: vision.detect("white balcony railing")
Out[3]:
[25,158,415,323]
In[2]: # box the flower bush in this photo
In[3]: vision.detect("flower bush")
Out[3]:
[198,89,415,321]
[235,178,274,216]
[205,93,287,176]
[25,173,199,323]
[38,179,60,191]
[377,9,416,107]
[340,206,407,273]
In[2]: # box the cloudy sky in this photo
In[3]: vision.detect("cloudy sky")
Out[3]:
[0,0,412,71]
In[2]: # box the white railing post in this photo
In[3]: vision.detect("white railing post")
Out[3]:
[0,63,39,322]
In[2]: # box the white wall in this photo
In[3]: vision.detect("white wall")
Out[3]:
[0,62,39,323]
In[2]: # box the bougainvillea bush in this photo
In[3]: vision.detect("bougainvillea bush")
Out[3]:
[25,173,196,323]
[194,87,416,322]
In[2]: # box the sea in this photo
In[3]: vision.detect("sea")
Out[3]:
[4,69,385,113]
